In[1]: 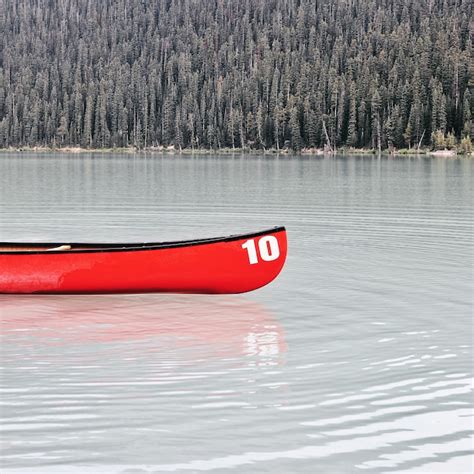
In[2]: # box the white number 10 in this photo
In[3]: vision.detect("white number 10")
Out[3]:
[242,236,280,265]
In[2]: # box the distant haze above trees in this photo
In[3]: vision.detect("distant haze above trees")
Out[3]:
[1,0,472,151]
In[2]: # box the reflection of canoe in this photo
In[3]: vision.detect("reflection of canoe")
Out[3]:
[0,227,287,294]
[0,295,287,358]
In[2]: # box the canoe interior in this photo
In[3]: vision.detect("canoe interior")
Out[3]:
[0,245,93,252]
[0,226,286,254]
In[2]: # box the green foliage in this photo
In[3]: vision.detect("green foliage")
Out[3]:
[0,0,471,151]
[445,133,457,150]
[431,130,446,150]
[459,136,472,155]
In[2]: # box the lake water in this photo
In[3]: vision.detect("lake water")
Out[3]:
[0,153,472,473]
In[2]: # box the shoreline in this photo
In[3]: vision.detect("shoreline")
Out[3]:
[0,146,470,157]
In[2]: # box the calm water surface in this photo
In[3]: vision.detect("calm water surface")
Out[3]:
[0,153,473,473]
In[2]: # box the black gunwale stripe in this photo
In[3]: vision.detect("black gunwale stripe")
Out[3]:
[0,226,286,255]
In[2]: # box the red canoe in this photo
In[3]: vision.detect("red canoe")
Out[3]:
[0,227,287,294]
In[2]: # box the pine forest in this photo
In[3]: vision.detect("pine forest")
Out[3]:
[1,0,472,152]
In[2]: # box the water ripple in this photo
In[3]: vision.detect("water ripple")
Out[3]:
[1,155,472,473]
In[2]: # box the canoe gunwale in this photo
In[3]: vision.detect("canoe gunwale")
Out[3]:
[0,226,286,255]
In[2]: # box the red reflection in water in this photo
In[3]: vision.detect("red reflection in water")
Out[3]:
[0,295,286,358]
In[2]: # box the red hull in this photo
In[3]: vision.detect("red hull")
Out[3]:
[0,227,287,294]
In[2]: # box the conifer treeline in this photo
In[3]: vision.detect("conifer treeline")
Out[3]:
[1,0,472,150]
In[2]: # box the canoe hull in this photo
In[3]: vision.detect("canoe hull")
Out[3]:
[0,228,287,294]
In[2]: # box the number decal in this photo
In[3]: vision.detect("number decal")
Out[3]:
[241,239,259,264]
[258,236,280,261]
[242,236,280,265]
